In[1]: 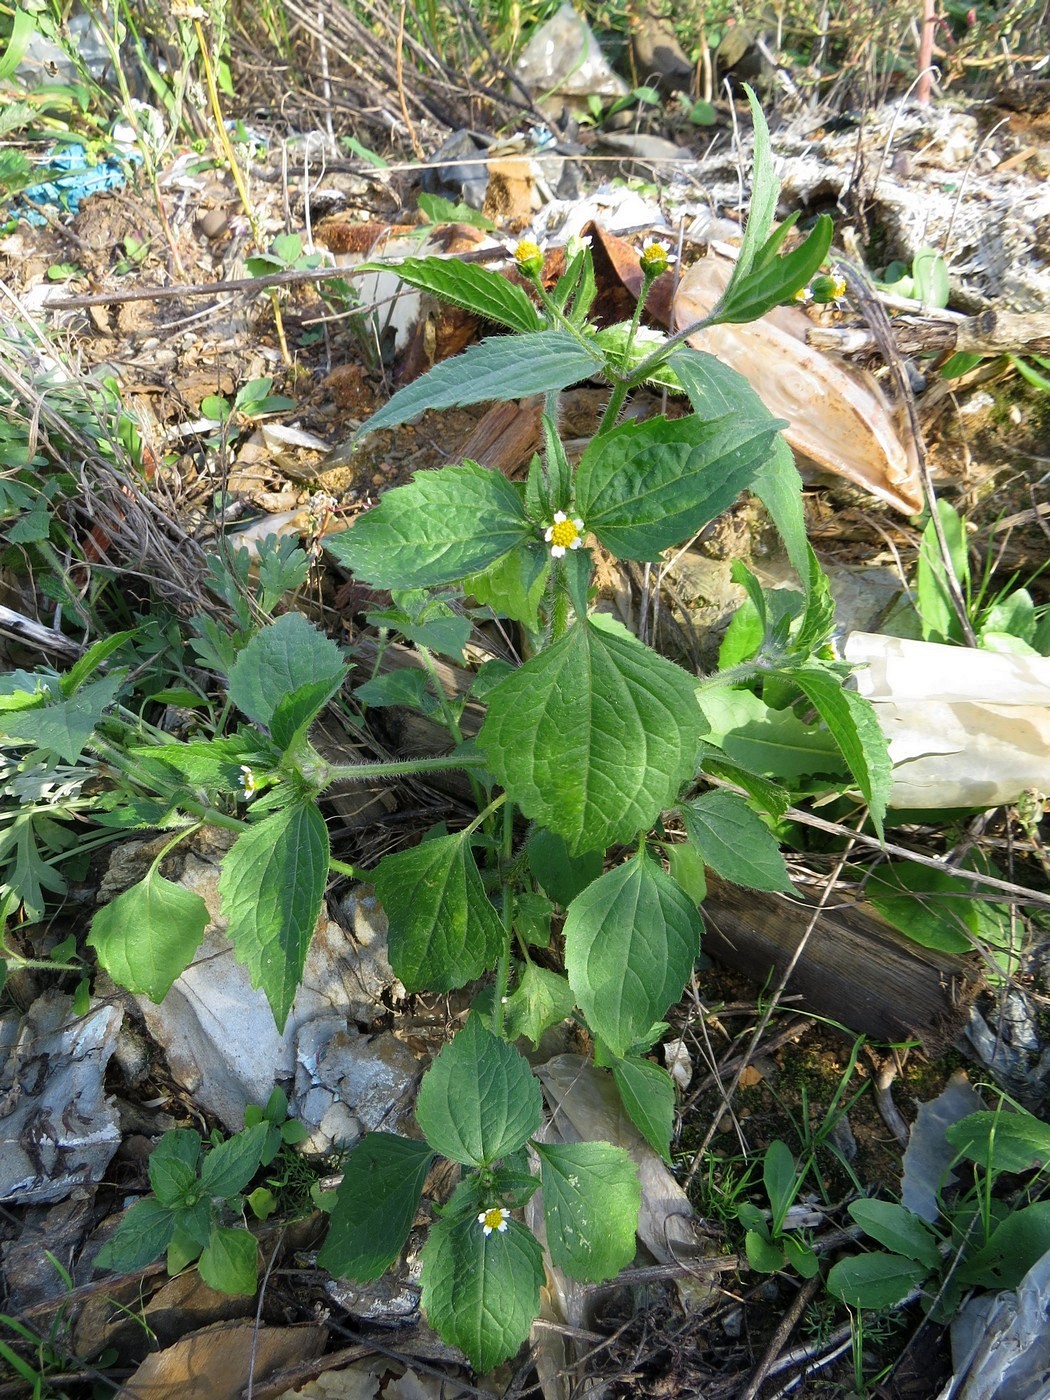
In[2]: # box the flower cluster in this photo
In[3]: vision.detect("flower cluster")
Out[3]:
[544,511,585,558]
[478,1206,510,1236]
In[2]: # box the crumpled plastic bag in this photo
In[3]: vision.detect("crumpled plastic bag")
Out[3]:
[514,4,628,115]
[845,631,1050,808]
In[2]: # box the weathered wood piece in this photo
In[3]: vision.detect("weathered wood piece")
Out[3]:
[807,310,1050,359]
[700,873,980,1050]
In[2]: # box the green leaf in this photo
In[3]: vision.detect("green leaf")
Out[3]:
[502,963,576,1048]
[665,841,707,905]
[197,1226,258,1295]
[0,672,124,763]
[354,667,431,711]
[826,1251,929,1308]
[61,630,137,695]
[356,332,600,439]
[480,618,704,855]
[783,1235,820,1278]
[148,1129,202,1207]
[791,667,891,838]
[132,734,276,791]
[745,1229,786,1272]
[576,412,782,561]
[865,861,976,954]
[916,499,969,644]
[847,1200,941,1269]
[319,1133,436,1282]
[731,87,779,282]
[751,436,811,598]
[421,1210,544,1373]
[463,543,549,628]
[526,829,602,907]
[911,247,950,309]
[88,869,210,1004]
[219,802,330,1029]
[763,1140,799,1226]
[945,1109,1050,1176]
[199,1122,270,1199]
[227,613,347,730]
[535,1141,640,1281]
[563,850,702,1058]
[326,462,532,590]
[680,790,794,894]
[94,1198,180,1273]
[372,832,504,994]
[0,8,37,82]
[611,1056,675,1163]
[415,1017,541,1168]
[696,688,845,781]
[367,256,540,333]
[955,1201,1050,1289]
[712,216,834,325]
[269,674,348,751]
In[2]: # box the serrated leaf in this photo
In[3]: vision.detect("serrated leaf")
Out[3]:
[199,1122,270,1199]
[697,688,845,781]
[576,412,781,561]
[354,668,431,710]
[421,1211,544,1373]
[480,618,704,855]
[326,462,532,590]
[751,434,810,596]
[198,1226,258,1295]
[865,861,976,954]
[148,1129,202,1206]
[368,256,541,333]
[0,672,124,763]
[356,332,600,439]
[219,802,329,1029]
[372,832,503,993]
[826,1251,930,1308]
[535,1141,640,1281]
[227,613,347,731]
[94,1198,179,1274]
[563,851,702,1058]
[88,868,210,1003]
[791,667,891,838]
[503,964,576,1048]
[680,790,794,894]
[319,1133,436,1282]
[611,1056,675,1163]
[527,829,602,908]
[132,734,277,791]
[847,1200,941,1269]
[945,1109,1050,1176]
[269,674,348,750]
[415,1017,541,1168]
[463,543,549,628]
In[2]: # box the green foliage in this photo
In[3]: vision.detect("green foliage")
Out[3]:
[94,1120,273,1294]
[6,93,918,1372]
[827,1097,1050,1317]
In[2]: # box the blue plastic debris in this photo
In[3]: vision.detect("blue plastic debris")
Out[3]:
[6,143,140,227]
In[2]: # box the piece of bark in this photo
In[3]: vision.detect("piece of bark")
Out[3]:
[807,310,1050,359]
[700,872,980,1051]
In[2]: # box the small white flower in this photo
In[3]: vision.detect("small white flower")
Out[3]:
[640,237,677,275]
[564,233,593,260]
[238,764,258,798]
[544,510,585,558]
[478,1206,510,1236]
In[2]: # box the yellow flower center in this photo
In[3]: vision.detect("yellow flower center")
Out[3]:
[550,518,580,549]
[482,1207,505,1231]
